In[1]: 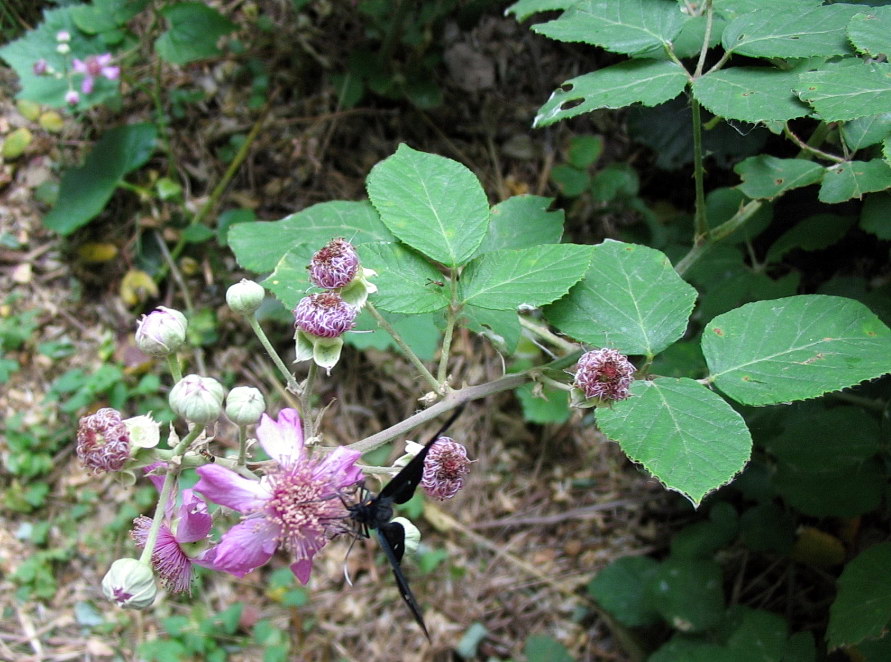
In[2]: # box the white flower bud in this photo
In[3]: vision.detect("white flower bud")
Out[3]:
[226,279,265,315]
[135,307,187,357]
[102,558,157,610]
[225,386,266,425]
[169,374,225,425]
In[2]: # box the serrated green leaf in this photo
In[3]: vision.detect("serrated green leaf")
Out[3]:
[860,192,891,239]
[259,245,313,309]
[535,59,688,127]
[366,144,489,267]
[544,240,697,357]
[43,123,157,235]
[515,382,570,424]
[702,295,891,406]
[693,68,811,123]
[796,61,891,121]
[766,213,855,263]
[847,8,891,58]
[734,155,824,200]
[587,556,661,627]
[532,0,688,55]
[596,378,751,505]
[357,242,450,314]
[459,244,592,310]
[72,0,147,34]
[228,201,392,273]
[506,0,576,22]
[827,543,891,648]
[154,2,236,65]
[723,5,857,58]
[462,306,521,353]
[348,309,440,361]
[713,0,823,22]
[647,558,725,630]
[724,607,789,662]
[840,112,891,151]
[551,164,590,197]
[477,196,564,254]
[819,159,891,203]
[568,135,604,168]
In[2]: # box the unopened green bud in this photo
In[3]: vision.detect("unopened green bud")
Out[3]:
[169,374,225,424]
[391,517,421,557]
[225,386,266,425]
[226,279,265,315]
[136,307,187,357]
[102,558,157,610]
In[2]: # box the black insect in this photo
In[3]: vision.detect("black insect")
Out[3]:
[346,407,463,640]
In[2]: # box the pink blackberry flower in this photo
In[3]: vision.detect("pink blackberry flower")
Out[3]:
[293,292,357,338]
[76,408,131,473]
[72,53,119,94]
[131,480,217,594]
[65,90,80,106]
[33,59,48,75]
[573,348,635,403]
[421,437,471,501]
[194,409,363,583]
[309,238,360,289]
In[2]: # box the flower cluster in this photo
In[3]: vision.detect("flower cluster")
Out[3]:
[421,437,471,500]
[572,348,636,405]
[31,31,120,108]
[293,238,376,372]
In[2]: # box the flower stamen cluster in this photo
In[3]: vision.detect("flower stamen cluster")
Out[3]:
[309,238,360,289]
[573,348,635,404]
[293,292,357,339]
[76,408,132,473]
[421,437,471,501]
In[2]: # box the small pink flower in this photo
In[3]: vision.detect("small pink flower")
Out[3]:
[194,409,363,583]
[421,437,471,501]
[293,292,357,338]
[309,238,360,289]
[33,59,48,75]
[76,408,131,473]
[573,348,635,402]
[72,54,119,94]
[131,479,216,594]
[65,90,80,106]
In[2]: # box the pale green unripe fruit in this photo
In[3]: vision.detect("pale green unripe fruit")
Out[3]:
[226,279,265,315]
[102,558,157,610]
[225,386,266,425]
[169,374,225,424]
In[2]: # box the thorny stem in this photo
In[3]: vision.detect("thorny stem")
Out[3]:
[247,315,299,393]
[437,270,461,386]
[366,302,441,394]
[693,0,714,79]
[300,362,318,441]
[691,97,709,239]
[784,123,845,163]
[518,315,578,354]
[138,424,202,565]
[675,199,764,276]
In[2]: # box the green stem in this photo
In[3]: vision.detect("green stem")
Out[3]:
[237,425,248,466]
[784,123,845,163]
[166,353,182,383]
[691,97,709,239]
[248,316,299,392]
[436,270,462,386]
[518,315,579,354]
[366,302,441,394]
[301,362,318,441]
[675,199,764,276]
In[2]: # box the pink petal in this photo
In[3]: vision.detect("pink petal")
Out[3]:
[80,76,94,94]
[314,446,362,491]
[72,58,87,74]
[102,66,120,81]
[175,489,212,543]
[195,464,269,513]
[256,409,305,465]
[208,518,279,577]
[290,559,313,584]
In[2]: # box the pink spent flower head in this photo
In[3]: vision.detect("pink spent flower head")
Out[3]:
[421,437,471,501]
[193,408,363,583]
[76,407,131,473]
[573,348,635,403]
[131,482,216,594]
[308,237,360,289]
[293,292,357,338]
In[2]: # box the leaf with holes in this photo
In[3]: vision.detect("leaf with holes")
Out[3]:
[702,295,891,406]
[596,378,752,506]
[734,155,824,200]
[535,59,688,128]
[693,68,811,123]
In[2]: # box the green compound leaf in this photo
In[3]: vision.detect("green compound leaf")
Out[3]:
[734,155,824,200]
[692,67,811,123]
[349,309,440,362]
[228,200,393,273]
[713,0,823,22]
[722,4,858,58]
[702,295,891,406]
[818,159,891,204]
[765,213,855,263]
[847,8,891,58]
[463,306,521,353]
[72,0,147,34]
[532,0,688,55]
[478,196,564,254]
[544,240,697,357]
[43,123,157,235]
[515,382,570,424]
[260,245,312,309]
[796,61,891,121]
[366,144,489,267]
[358,242,450,314]
[840,112,891,151]
[534,59,688,127]
[154,2,236,65]
[827,543,891,649]
[459,244,592,310]
[587,556,661,627]
[861,192,891,240]
[506,0,576,22]
[596,378,752,506]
